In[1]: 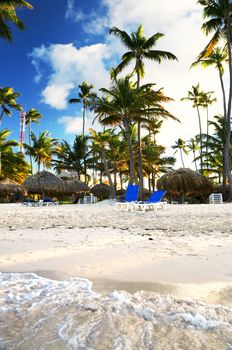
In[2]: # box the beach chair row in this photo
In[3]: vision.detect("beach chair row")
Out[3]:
[23,198,58,207]
[114,185,167,213]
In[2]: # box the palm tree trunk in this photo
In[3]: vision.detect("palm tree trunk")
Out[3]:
[136,68,143,198]
[123,117,135,185]
[28,121,33,174]
[193,150,197,171]
[196,105,203,172]
[0,109,3,125]
[82,102,86,137]
[102,148,115,198]
[113,161,117,192]
[180,149,185,168]
[225,22,232,198]
[218,65,227,197]
[206,107,209,170]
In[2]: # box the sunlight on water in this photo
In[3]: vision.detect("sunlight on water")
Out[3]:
[0,272,232,349]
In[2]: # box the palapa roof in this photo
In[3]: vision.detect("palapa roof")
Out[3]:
[23,170,64,195]
[63,178,89,193]
[157,168,212,195]
[0,178,27,196]
[90,183,110,198]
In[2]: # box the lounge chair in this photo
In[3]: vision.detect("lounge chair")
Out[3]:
[39,198,58,206]
[114,184,139,211]
[132,190,167,213]
[22,199,39,207]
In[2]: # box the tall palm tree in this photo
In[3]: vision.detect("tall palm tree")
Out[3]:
[0,87,22,126]
[90,128,116,198]
[197,0,232,196]
[172,138,188,168]
[24,131,57,172]
[92,76,178,185]
[69,81,96,136]
[188,137,200,171]
[181,84,206,172]
[191,47,228,124]
[0,0,33,42]
[109,24,177,194]
[25,108,42,174]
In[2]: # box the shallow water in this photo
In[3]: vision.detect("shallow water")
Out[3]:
[0,273,232,350]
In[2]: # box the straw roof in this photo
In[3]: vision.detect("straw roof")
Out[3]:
[63,179,89,194]
[0,178,27,196]
[23,170,64,195]
[157,168,212,196]
[90,183,110,199]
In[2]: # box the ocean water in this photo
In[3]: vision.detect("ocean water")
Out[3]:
[0,273,232,350]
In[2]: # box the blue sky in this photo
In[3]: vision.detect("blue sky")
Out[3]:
[0,0,227,167]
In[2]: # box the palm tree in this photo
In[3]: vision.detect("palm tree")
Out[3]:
[0,0,33,42]
[109,24,177,194]
[24,131,57,172]
[201,114,229,195]
[172,138,188,168]
[54,135,91,181]
[197,0,232,196]
[188,137,200,171]
[92,76,178,186]
[90,128,116,198]
[181,84,207,172]
[25,108,42,174]
[191,47,228,124]
[0,87,22,126]
[0,128,18,176]
[69,81,96,136]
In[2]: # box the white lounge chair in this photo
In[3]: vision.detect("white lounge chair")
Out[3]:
[209,193,223,204]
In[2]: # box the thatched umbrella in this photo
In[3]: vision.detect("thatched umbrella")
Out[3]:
[63,179,89,194]
[0,178,27,202]
[90,183,110,200]
[23,170,64,196]
[157,168,212,203]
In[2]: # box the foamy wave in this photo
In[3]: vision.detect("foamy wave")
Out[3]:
[0,273,232,349]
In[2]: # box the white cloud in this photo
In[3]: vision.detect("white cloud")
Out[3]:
[65,0,85,22]
[58,112,101,134]
[30,43,111,109]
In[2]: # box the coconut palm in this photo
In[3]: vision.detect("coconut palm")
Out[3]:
[92,76,178,186]
[188,137,200,171]
[54,135,91,182]
[24,131,57,172]
[172,138,188,168]
[89,128,115,198]
[197,0,232,196]
[0,87,22,126]
[109,24,177,194]
[192,47,227,122]
[25,108,42,174]
[0,0,33,42]
[69,81,96,136]
[181,84,207,172]
[201,114,231,195]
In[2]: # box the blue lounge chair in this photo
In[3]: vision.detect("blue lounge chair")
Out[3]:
[132,190,167,213]
[114,184,139,211]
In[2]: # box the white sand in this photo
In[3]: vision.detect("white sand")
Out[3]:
[0,202,232,290]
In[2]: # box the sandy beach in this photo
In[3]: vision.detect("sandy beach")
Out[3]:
[1,202,232,290]
[1,202,232,349]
